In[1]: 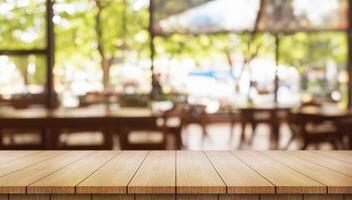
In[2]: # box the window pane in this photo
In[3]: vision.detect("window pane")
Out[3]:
[0,0,47,50]
[53,0,150,107]
[153,0,348,34]
[0,54,47,107]
[259,0,348,33]
[279,32,348,105]
[154,33,277,105]
[153,0,260,34]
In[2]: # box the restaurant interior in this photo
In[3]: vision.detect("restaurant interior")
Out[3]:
[0,0,352,151]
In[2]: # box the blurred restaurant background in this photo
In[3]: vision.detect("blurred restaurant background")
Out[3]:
[0,0,352,150]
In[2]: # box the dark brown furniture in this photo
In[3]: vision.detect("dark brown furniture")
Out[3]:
[0,106,158,150]
[238,104,291,149]
[336,118,352,149]
[178,104,209,139]
[288,106,350,149]
[119,116,169,150]
[0,93,60,150]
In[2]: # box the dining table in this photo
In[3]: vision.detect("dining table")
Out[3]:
[0,105,157,149]
[0,150,349,200]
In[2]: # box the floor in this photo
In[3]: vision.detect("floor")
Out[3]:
[4,123,336,150]
[182,123,335,150]
[69,122,337,150]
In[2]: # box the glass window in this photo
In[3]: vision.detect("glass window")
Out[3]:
[0,0,47,50]
[0,54,47,107]
[279,32,348,105]
[259,0,348,33]
[153,0,260,34]
[53,0,150,106]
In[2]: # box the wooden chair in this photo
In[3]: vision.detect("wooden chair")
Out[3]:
[336,118,352,150]
[161,109,183,150]
[178,104,209,140]
[119,117,169,150]
[54,127,113,150]
[240,108,273,143]
[0,128,47,150]
[286,103,342,150]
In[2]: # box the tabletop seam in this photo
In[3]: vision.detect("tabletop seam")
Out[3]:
[287,151,352,178]
[203,151,228,194]
[258,151,328,194]
[74,151,123,193]
[230,151,277,194]
[25,151,95,193]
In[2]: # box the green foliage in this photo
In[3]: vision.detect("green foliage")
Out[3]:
[0,0,46,50]
[0,0,348,102]
[54,0,150,69]
[279,32,347,72]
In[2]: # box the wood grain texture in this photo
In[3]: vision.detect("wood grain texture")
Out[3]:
[92,194,134,200]
[28,151,119,194]
[9,195,49,200]
[205,151,274,194]
[232,151,325,194]
[0,151,92,194]
[0,151,39,164]
[303,194,343,200]
[128,151,175,194]
[219,194,259,200]
[177,194,218,200]
[262,151,352,194]
[260,194,302,200]
[0,151,63,178]
[288,151,352,177]
[177,151,226,194]
[135,194,175,200]
[316,151,352,164]
[0,195,7,200]
[0,151,350,196]
[77,151,148,194]
[51,194,91,200]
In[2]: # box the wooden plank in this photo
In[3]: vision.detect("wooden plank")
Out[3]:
[0,151,92,193]
[345,194,352,200]
[0,195,6,200]
[260,194,302,200]
[77,151,148,194]
[92,194,134,200]
[219,194,259,200]
[262,151,352,194]
[205,151,274,194]
[9,195,49,200]
[0,151,39,164]
[303,194,343,200]
[135,194,175,200]
[338,151,352,155]
[177,194,218,200]
[313,151,352,165]
[0,151,63,178]
[51,195,91,200]
[231,151,325,194]
[176,151,226,194]
[288,151,352,177]
[128,151,175,194]
[28,151,119,194]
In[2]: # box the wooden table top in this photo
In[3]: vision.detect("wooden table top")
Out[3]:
[237,104,293,111]
[0,151,350,195]
[0,106,154,119]
[295,106,352,118]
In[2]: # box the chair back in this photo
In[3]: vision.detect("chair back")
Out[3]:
[119,116,168,150]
